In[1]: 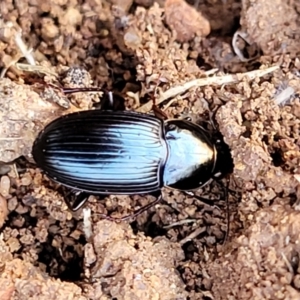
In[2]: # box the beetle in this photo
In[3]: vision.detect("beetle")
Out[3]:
[32,91,226,217]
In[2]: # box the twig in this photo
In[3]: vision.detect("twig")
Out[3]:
[0,26,36,77]
[274,86,295,106]
[179,227,206,246]
[281,252,294,275]
[163,219,197,229]
[12,162,19,179]
[83,207,93,240]
[16,63,59,78]
[232,30,258,62]
[137,65,279,113]
[204,68,218,76]
[14,30,35,66]
[0,137,22,140]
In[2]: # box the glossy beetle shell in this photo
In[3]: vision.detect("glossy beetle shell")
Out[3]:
[163,119,216,190]
[33,110,168,194]
[32,109,217,197]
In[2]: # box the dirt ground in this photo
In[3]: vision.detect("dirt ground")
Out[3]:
[0,0,300,299]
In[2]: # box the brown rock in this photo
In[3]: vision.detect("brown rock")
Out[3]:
[240,0,300,55]
[0,195,8,229]
[89,220,187,300]
[165,0,210,43]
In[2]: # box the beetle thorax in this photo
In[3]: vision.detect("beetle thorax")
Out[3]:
[163,120,216,191]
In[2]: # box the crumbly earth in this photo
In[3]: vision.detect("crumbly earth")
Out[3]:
[0,0,300,299]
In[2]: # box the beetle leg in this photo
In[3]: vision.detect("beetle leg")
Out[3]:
[98,91,126,111]
[149,74,169,120]
[97,193,163,222]
[60,86,103,94]
[60,87,126,111]
[184,179,230,243]
[62,189,91,211]
[152,104,169,120]
[151,87,168,120]
[184,191,216,207]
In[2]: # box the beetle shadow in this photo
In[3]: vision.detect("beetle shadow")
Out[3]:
[37,232,85,281]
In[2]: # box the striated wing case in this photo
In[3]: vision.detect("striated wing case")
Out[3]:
[32,110,168,194]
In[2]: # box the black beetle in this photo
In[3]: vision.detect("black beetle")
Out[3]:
[32,91,226,215]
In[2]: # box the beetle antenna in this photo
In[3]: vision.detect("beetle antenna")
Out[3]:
[58,187,90,211]
[61,86,104,94]
[151,74,169,120]
[221,177,230,244]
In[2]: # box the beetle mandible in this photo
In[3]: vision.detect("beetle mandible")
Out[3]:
[32,90,221,217]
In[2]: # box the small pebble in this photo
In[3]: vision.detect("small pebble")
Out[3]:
[135,0,154,8]
[0,163,11,175]
[62,7,82,26]
[7,196,18,212]
[41,18,59,40]
[0,176,10,198]
[84,243,97,266]
[124,28,142,49]
[20,173,32,186]
[109,0,134,13]
[0,195,8,229]
[165,0,210,43]
[293,274,300,289]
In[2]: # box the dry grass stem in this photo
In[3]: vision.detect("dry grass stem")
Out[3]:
[16,63,59,78]
[137,65,279,113]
